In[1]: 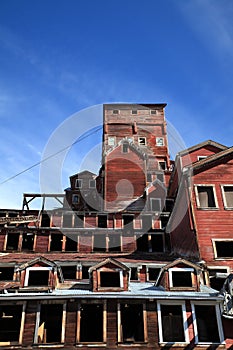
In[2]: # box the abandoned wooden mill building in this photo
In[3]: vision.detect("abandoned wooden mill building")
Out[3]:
[0,103,233,349]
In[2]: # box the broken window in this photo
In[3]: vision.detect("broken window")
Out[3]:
[208,268,228,290]
[214,240,233,258]
[98,215,107,228]
[120,304,144,343]
[50,233,63,251]
[37,304,63,343]
[0,266,14,280]
[6,232,20,251]
[0,305,22,344]
[138,137,146,145]
[65,235,78,251]
[148,267,160,281]
[136,234,149,252]
[74,214,84,228]
[222,185,233,208]
[194,305,220,343]
[150,234,164,252]
[80,304,103,342]
[27,269,50,286]
[169,268,193,288]
[151,199,161,212]
[108,234,121,252]
[41,213,50,227]
[160,304,185,342]
[21,232,34,251]
[100,271,121,288]
[196,186,217,208]
[93,234,106,252]
[61,266,77,280]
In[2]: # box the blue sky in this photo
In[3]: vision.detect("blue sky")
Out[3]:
[0,0,233,209]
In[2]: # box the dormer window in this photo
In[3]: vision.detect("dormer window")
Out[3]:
[169,268,194,288]
[100,270,123,288]
[24,267,52,287]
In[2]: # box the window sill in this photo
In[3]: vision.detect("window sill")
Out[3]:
[195,343,225,347]
[76,343,106,347]
[33,344,64,348]
[197,207,219,210]
[159,342,189,347]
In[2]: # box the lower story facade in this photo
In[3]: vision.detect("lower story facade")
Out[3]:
[0,296,226,350]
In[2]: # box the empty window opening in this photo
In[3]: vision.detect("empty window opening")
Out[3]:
[150,109,157,114]
[160,216,168,229]
[141,215,152,231]
[50,233,63,251]
[82,266,90,279]
[138,137,146,145]
[108,234,121,252]
[6,233,19,251]
[160,305,185,342]
[208,268,228,291]
[113,109,119,114]
[41,213,50,227]
[164,199,174,212]
[136,234,148,252]
[28,270,50,286]
[0,305,22,343]
[215,241,233,258]
[80,304,103,342]
[123,215,134,231]
[22,232,34,251]
[159,161,167,170]
[122,143,129,153]
[151,199,161,212]
[222,186,233,208]
[93,234,106,252]
[148,268,160,281]
[132,110,138,114]
[61,266,76,280]
[98,215,107,228]
[172,271,192,287]
[37,304,63,343]
[89,179,96,188]
[100,271,121,287]
[194,305,220,343]
[130,267,138,281]
[75,179,82,188]
[197,186,217,208]
[0,267,14,281]
[120,304,144,343]
[65,236,78,251]
[74,214,84,228]
[151,234,164,252]
[63,214,73,228]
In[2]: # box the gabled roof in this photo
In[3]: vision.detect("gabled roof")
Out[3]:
[177,140,227,157]
[17,256,58,271]
[155,258,202,286]
[70,170,97,179]
[186,145,233,173]
[105,138,148,160]
[89,258,130,272]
